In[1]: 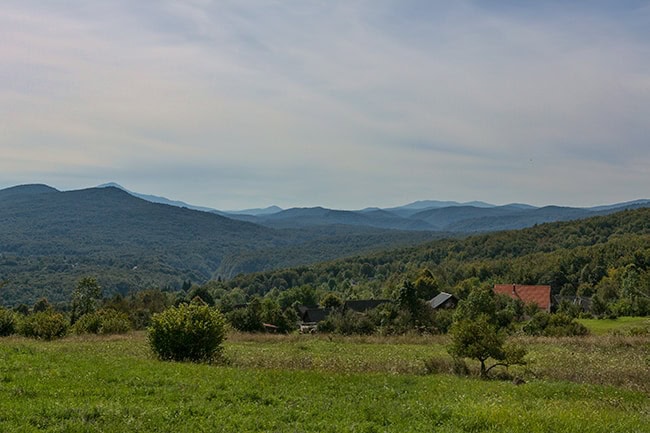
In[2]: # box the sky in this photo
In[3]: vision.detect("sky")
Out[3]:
[2,1,650,211]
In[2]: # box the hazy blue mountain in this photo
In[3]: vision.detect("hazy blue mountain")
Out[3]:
[444,206,589,232]
[503,203,538,210]
[224,205,283,216]
[86,183,649,234]
[243,207,437,231]
[588,199,650,212]
[0,183,59,198]
[97,182,219,213]
[383,200,495,217]
[244,200,650,233]
[410,205,527,229]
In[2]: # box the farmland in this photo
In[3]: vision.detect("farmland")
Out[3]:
[1,332,648,432]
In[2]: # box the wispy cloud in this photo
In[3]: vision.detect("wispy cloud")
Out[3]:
[1,1,649,208]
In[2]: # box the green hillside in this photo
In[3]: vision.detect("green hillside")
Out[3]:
[0,186,439,305]
[219,208,650,313]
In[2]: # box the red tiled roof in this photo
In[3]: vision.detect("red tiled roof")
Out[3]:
[493,284,552,312]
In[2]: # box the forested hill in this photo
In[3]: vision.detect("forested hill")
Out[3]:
[0,185,440,305]
[224,200,650,232]
[220,207,650,304]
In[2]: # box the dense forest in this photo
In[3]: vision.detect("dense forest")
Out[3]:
[209,208,650,316]
[1,184,648,317]
[2,208,648,340]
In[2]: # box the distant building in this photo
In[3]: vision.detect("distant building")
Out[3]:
[297,299,392,328]
[428,292,458,310]
[298,306,333,324]
[493,284,552,312]
[344,299,391,313]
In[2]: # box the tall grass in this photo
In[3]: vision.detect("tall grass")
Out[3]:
[226,332,650,393]
[0,332,648,432]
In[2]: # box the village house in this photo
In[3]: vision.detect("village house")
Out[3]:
[428,292,458,310]
[493,284,552,312]
[297,299,391,332]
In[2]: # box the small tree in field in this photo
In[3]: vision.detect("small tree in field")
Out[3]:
[448,315,526,378]
[0,308,17,336]
[71,277,102,324]
[148,301,226,362]
[18,311,69,340]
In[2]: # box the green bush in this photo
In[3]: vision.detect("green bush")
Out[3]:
[0,307,17,336]
[18,311,69,340]
[73,309,132,335]
[100,310,131,334]
[72,312,102,334]
[148,302,226,362]
[317,310,376,335]
[523,312,589,337]
[431,309,454,334]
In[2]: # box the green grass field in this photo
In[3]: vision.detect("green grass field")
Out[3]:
[577,316,650,335]
[1,333,648,432]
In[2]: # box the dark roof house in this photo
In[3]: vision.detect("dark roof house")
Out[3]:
[297,299,392,325]
[344,299,391,312]
[428,292,458,310]
[493,284,552,312]
[299,307,333,324]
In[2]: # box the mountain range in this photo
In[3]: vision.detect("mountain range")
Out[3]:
[100,182,650,233]
[0,184,439,305]
[1,182,649,305]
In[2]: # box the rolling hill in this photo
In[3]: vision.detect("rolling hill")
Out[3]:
[221,207,650,304]
[0,185,439,305]
[1,183,649,306]
[227,201,650,232]
[94,182,650,233]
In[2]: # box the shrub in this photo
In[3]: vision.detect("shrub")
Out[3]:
[423,356,469,376]
[0,307,17,336]
[226,307,256,332]
[544,313,589,337]
[522,312,550,336]
[317,310,376,335]
[18,311,69,340]
[523,312,589,337]
[72,312,103,334]
[73,309,132,335]
[148,302,226,362]
[99,310,131,334]
[628,326,649,336]
[431,309,454,334]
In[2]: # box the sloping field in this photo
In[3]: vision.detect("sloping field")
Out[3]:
[0,333,648,432]
[577,317,650,335]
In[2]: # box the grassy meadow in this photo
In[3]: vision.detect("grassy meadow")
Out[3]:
[577,316,650,335]
[0,332,649,432]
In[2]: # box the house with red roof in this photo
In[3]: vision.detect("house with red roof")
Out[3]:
[493,284,552,312]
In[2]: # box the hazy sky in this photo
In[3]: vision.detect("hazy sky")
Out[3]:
[2,1,649,210]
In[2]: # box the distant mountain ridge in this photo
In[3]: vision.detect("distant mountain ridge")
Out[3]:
[1,182,645,236]
[90,182,650,233]
[97,182,219,213]
[1,182,649,305]
[0,184,440,305]
[226,201,650,233]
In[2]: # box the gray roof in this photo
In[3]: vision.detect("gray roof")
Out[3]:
[429,292,456,309]
[301,308,332,323]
